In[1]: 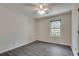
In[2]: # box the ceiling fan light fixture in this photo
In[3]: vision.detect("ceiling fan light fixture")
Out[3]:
[38,10,45,15]
[36,4,49,15]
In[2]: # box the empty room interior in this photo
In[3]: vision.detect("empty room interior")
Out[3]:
[0,3,79,56]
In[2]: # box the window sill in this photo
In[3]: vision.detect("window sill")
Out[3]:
[50,36,61,38]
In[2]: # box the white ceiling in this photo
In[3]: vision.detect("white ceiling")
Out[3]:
[0,3,75,18]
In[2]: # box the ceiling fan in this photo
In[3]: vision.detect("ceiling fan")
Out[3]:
[35,3,49,15]
[23,3,51,15]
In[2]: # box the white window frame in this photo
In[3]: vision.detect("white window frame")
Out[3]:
[50,20,61,37]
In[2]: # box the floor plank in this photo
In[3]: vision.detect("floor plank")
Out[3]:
[0,41,73,56]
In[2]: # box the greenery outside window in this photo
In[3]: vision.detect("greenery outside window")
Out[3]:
[50,20,61,37]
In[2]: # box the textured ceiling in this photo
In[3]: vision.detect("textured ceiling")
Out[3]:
[21,3,61,9]
[0,3,74,18]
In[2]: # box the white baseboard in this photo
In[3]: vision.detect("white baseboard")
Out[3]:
[37,40,70,46]
[71,47,78,56]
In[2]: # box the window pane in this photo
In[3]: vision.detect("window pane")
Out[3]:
[50,20,61,37]
[51,29,60,37]
[51,21,60,28]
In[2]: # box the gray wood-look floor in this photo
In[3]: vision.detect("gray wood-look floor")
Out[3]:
[0,41,73,56]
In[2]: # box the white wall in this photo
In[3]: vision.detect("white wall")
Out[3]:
[0,6,36,53]
[71,4,79,56]
[78,4,79,55]
[36,12,72,46]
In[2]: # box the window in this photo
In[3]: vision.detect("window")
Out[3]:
[50,20,61,37]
